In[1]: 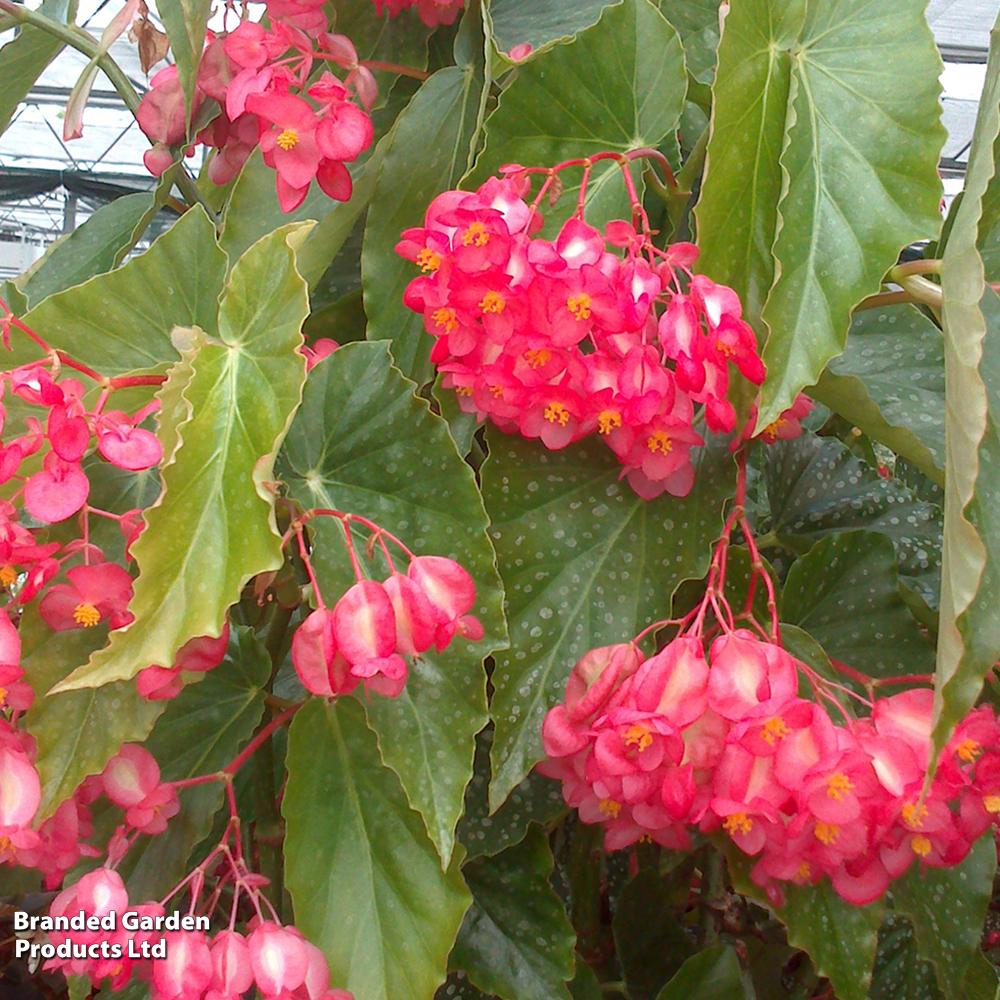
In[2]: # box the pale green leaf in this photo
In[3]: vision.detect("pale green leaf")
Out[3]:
[51,225,311,693]
[694,0,945,428]
[283,698,471,1000]
[934,14,1000,754]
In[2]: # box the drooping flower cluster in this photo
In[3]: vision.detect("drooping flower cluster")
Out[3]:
[137,0,373,212]
[42,851,351,999]
[290,512,482,699]
[540,502,1000,907]
[0,739,184,888]
[397,161,807,499]
[371,0,465,28]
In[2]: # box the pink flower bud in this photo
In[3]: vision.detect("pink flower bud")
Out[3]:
[407,556,476,625]
[143,142,175,177]
[210,930,254,996]
[383,573,436,656]
[319,32,358,67]
[249,922,309,995]
[154,930,213,998]
[332,580,397,664]
[102,744,160,809]
[0,746,40,830]
[292,608,359,697]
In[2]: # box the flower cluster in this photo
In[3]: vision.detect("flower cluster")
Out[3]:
[397,163,803,499]
[137,0,373,212]
[540,507,1000,907]
[290,512,482,699]
[43,867,351,1000]
[371,0,465,28]
[0,738,185,888]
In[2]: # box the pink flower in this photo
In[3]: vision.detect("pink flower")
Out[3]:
[102,743,161,809]
[247,92,324,211]
[96,410,163,471]
[154,930,213,999]
[23,453,89,523]
[407,555,482,649]
[38,562,134,632]
[291,608,359,698]
[248,922,309,995]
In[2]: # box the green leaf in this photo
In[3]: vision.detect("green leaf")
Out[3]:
[452,825,576,1000]
[481,431,734,810]
[694,0,945,428]
[655,946,745,1000]
[220,147,382,288]
[52,225,311,693]
[0,0,73,133]
[279,341,505,865]
[868,914,942,1000]
[486,0,620,54]
[727,851,884,1000]
[19,192,158,309]
[283,698,471,1000]
[934,14,1000,755]
[763,432,942,610]
[15,206,227,375]
[813,305,945,485]
[362,58,486,385]
[458,728,565,860]
[658,0,723,85]
[157,0,213,124]
[613,870,697,1000]
[471,0,687,235]
[891,835,999,1000]
[782,531,936,678]
[91,627,269,901]
[21,606,163,819]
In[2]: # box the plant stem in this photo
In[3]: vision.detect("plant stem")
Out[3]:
[360,59,431,81]
[0,0,215,219]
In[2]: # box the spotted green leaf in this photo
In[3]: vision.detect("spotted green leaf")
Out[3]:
[813,305,945,485]
[782,531,935,678]
[451,825,576,1000]
[51,225,311,693]
[482,432,735,810]
[280,340,505,865]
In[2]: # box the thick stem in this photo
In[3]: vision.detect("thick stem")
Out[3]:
[360,59,431,81]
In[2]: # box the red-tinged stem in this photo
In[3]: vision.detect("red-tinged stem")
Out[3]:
[295,524,327,608]
[108,374,167,389]
[341,519,365,582]
[871,674,935,688]
[624,146,680,193]
[297,509,416,559]
[223,703,303,777]
[827,658,874,689]
[577,163,592,218]
[359,59,431,81]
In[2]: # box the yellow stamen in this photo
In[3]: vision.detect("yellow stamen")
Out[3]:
[0,565,15,588]
[491,385,504,398]
[763,417,787,441]
[599,798,621,819]
[638,833,653,844]
[624,724,653,752]
[760,716,790,747]
[478,291,506,314]
[416,248,442,272]
[984,794,1000,814]
[826,773,855,801]
[957,738,982,763]
[715,339,736,358]
[598,410,622,435]
[646,430,673,455]
[455,387,473,398]
[723,812,753,837]
[901,802,927,828]
[462,222,490,247]
[544,402,571,426]
[0,687,7,705]
[73,603,101,628]
[0,835,10,855]
[814,822,840,845]
[524,348,551,369]
[795,861,811,883]
[431,307,459,333]
[911,835,932,857]
[276,128,299,150]
[567,293,592,321]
